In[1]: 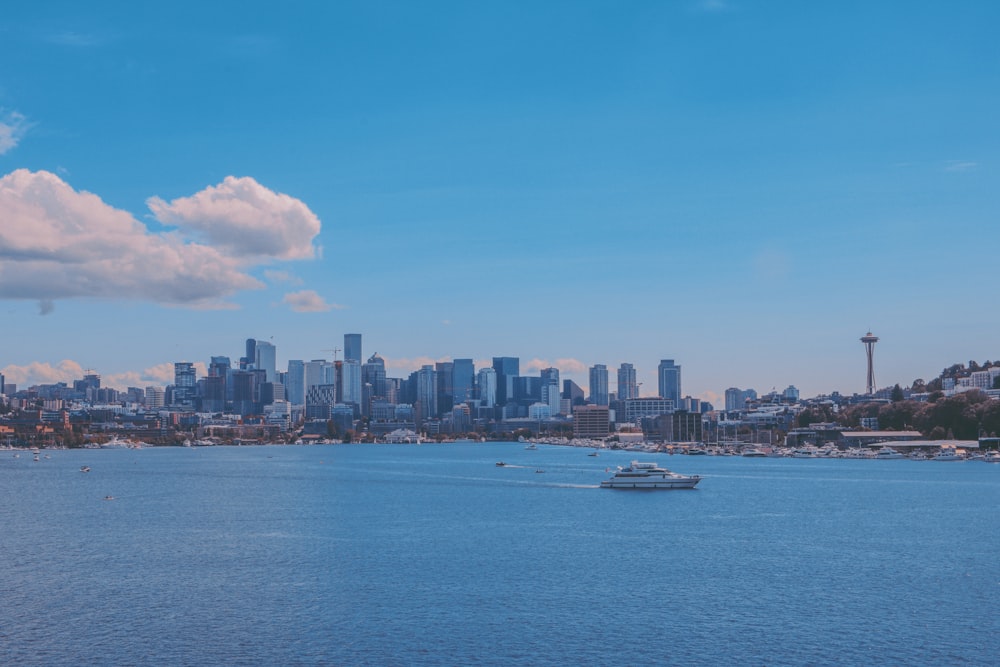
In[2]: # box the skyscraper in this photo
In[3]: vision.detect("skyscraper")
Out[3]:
[285,360,305,406]
[173,362,197,409]
[436,361,454,414]
[362,353,387,399]
[657,359,681,406]
[492,357,519,405]
[477,367,497,407]
[452,359,475,405]
[255,340,277,383]
[415,365,438,422]
[340,360,362,404]
[541,367,560,413]
[344,333,362,364]
[589,364,609,406]
[617,363,638,400]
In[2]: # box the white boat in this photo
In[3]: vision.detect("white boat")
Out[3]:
[874,446,905,460]
[600,461,701,489]
[984,452,1000,463]
[741,449,767,457]
[932,448,964,461]
[791,448,817,458]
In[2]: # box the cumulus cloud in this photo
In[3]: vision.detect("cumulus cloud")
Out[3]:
[1,359,86,387]
[264,270,302,285]
[0,110,29,154]
[282,289,340,313]
[2,360,208,391]
[148,176,321,260]
[0,170,324,310]
[523,357,588,375]
[381,356,452,376]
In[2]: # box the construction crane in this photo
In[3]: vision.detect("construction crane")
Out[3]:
[321,347,341,362]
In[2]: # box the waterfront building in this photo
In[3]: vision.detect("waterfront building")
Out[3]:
[589,364,609,406]
[477,367,497,407]
[783,385,800,402]
[344,333,362,363]
[623,397,674,422]
[528,402,551,420]
[657,359,681,405]
[617,363,638,400]
[573,405,610,438]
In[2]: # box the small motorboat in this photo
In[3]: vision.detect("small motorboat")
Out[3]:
[495,462,507,467]
[80,466,91,473]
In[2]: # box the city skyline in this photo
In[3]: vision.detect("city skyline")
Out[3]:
[2,2,999,401]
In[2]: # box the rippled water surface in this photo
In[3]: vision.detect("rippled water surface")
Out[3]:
[2,444,998,665]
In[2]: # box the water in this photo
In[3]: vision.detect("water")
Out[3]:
[2,444,998,666]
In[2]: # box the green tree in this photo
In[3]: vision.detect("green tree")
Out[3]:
[890,384,905,402]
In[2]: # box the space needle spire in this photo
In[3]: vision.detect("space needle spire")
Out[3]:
[860,331,879,395]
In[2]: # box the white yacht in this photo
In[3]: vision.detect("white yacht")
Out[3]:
[790,447,818,458]
[600,461,701,489]
[874,446,906,460]
[741,448,767,457]
[984,451,1000,463]
[932,447,964,461]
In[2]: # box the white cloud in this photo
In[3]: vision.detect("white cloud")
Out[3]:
[381,356,451,376]
[944,160,977,172]
[0,169,326,310]
[2,360,208,391]
[282,290,340,313]
[0,360,86,387]
[264,270,302,285]
[0,110,29,155]
[148,176,321,261]
[522,357,589,375]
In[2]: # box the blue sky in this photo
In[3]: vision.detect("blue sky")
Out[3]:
[1,1,998,403]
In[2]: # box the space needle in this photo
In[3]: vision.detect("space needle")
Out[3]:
[861,331,879,395]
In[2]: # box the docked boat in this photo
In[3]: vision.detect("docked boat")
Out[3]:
[984,452,1000,463]
[932,448,964,461]
[600,461,701,489]
[874,446,905,460]
[741,449,767,457]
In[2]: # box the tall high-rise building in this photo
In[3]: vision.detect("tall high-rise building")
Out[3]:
[304,359,334,396]
[540,367,560,413]
[243,338,257,371]
[255,340,277,383]
[589,364,609,406]
[285,360,305,406]
[415,365,438,422]
[477,367,497,407]
[563,379,585,405]
[492,357,519,405]
[452,359,475,405]
[173,362,197,409]
[617,363,638,400]
[362,353,387,399]
[436,361,454,414]
[344,333,362,364]
[340,360,362,404]
[657,359,681,405]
